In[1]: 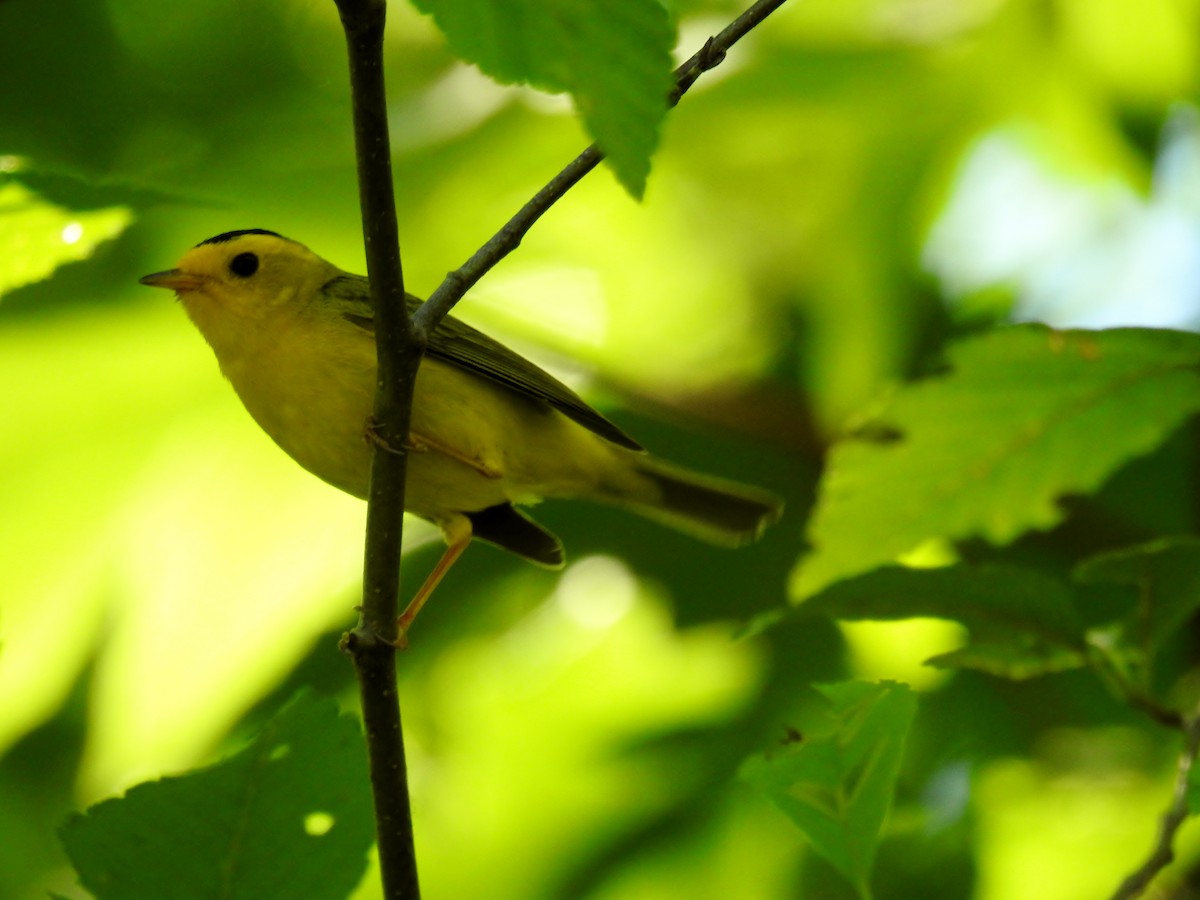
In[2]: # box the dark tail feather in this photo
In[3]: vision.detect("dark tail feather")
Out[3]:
[627,459,783,547]
[468,503,565,568]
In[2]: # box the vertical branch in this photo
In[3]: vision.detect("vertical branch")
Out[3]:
[325,1,789,895]
[332,0,421,897]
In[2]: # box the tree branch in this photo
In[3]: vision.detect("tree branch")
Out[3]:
[1109,714,1200,900]
[328,2,790,896]
[1087,643,1185,730]
[412,0,791,335]
[332,0,420,897]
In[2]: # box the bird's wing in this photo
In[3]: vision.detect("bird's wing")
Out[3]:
[327,276,643,451]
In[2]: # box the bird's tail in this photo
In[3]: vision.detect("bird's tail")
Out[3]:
[614,456,783,547]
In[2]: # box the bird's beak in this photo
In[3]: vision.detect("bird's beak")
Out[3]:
[139,269,206,292]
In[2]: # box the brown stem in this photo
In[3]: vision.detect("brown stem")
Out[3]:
[332,0,421,896]
[1109,714,1200,899]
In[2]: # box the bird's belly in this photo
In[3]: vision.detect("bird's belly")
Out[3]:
[227,349,621,525]
[263,395,514,520]
[230,353,377,500]
[402,451,510,520]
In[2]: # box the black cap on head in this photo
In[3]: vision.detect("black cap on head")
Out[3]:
[196,229,286,247]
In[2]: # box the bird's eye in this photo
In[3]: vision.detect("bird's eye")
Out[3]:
[229,252,259,278]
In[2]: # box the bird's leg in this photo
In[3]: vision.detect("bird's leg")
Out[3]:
[392,515,473,648]
[364,417,502,479]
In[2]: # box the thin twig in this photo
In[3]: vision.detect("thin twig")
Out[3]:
[412,0,791,334]
[332,0,421,897]
[1109,715,1200,899]
[1087,643,1185,730]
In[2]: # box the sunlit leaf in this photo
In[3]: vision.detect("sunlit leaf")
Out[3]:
[0,180,131,298]
[410,0,674,196]
[61,693,373,900]
[793,326,1200,599]
[740,681,917,897]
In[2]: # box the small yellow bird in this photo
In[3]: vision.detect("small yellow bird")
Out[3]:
[141,230,782,634]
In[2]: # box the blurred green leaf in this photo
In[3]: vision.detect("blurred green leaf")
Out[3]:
[802,564,1086,647]
[409,0,673,196]
[8,0,1200,897]
[740,681,917,898]
[1075,536,1200,655]
[60,693,373,900]
[926,641,1087,680]
[797,564,1089,680]
[794,326,1200,599]
[0,180,131,298]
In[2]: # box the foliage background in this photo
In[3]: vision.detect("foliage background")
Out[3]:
[4,0,1200,897]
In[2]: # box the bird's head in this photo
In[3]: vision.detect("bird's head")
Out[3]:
[140,229,342,352]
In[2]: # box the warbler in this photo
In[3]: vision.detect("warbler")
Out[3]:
[141,230,782,633]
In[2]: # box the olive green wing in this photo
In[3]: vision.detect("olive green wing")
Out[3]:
[327,276,643,451]
[426,309,645,451]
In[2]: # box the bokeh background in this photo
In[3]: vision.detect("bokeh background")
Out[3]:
[4,0,1200,897]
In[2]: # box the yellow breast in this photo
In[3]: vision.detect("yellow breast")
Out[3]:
[210,312,631,527]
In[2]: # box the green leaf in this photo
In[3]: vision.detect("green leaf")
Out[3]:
[802,564,1086,650]
[793,326,1200,599]
[926,640,1087,680]
[740,681,917,898]
[1075,536,1200,654]
[801,564,1090,680]
[410,0,674,197]
[0,179,131,298]
[60,693,374,900]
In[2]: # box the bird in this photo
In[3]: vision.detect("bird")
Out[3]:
[141,229,783,639]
